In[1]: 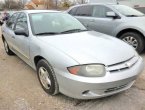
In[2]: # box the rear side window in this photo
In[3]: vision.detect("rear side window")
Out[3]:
[75,6,93,16]
[92,5,112,18]
[68,7,78,15]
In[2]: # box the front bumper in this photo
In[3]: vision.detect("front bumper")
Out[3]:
[55,57,144,99]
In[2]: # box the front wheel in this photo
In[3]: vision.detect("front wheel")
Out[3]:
[3,40,14,55]
[120,32,145,53]
[37,59,59,95]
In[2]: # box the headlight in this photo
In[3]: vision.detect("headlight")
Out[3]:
[67,64,106,77]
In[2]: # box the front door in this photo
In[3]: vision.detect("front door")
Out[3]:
[3,13,19,50]
[13,12,30,63]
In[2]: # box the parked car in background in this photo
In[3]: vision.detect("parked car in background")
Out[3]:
[67,4,145,53]
[1,10,144,99]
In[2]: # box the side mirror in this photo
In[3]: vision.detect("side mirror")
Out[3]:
[14,28,28,37]
[106,11,118,19]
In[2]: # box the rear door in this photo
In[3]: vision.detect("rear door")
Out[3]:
[72,5,94,29]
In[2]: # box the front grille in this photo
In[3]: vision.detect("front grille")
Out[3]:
[107,56,139,73]
[104,84,127,93]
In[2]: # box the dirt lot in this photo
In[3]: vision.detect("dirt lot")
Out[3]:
[0,35,145,110]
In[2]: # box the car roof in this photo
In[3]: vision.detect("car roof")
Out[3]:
[70,3,117,8]
[20,10,60,14]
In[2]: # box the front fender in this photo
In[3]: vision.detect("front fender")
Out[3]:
[30,37,79,71]
[112,23,145,37]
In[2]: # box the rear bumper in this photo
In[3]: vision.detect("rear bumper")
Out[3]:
[55,57,144,99]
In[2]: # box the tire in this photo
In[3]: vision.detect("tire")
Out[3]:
[3,39,14,55]
[120,32,145,53]
[37,59,59,95]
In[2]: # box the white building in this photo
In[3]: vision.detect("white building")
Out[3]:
[118,0,145,7]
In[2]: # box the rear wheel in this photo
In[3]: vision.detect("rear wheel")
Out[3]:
[120,32,145,53]
[3,39,14,55]
[37,59,59,95]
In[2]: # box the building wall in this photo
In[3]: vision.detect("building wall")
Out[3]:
[25,0,46,9]
[88,0,145,7]
[118,0,133,7]
[118,0,145,7]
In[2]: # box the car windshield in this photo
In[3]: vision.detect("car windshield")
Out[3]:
[112,5,144,17]
[29,12,87,35]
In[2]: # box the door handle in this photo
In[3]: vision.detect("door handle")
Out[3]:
[89,20,95,22]
[12,36,15,39]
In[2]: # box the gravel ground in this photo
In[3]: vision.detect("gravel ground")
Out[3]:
[0,34,145,110]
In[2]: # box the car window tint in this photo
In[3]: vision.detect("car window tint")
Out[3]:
[15,13,28,30]
[75,6,93,16]
[68,7,78,15]
[6,13,19,29]
[92,6,112,18]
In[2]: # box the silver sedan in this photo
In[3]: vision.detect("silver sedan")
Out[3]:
[1,10,144,99]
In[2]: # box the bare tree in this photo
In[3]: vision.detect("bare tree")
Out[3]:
[75,0,86,4]
[44,0,49,9]
[4,0,11,9]
[0,2,4,10]
[81,0,85,4]
[61,0,71,7]
[3,0,25,10]
[44,0,55,9]
[17,0,25,9]
[55,0,58,9]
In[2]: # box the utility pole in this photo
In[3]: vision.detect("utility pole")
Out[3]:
[6,0,11,9]
[81,0,86,4]
[45,0,49,9]
[55,0,57,9]
[47,0,49,9]
[81,0,84,4]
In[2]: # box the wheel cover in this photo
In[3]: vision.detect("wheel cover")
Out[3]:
[39,67,51,89]
[122,36,138,49]
[4,41,8,53]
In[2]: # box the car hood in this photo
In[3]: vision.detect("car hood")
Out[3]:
[38,31,135,66]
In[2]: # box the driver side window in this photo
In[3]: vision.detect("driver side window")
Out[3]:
[6,13,19,29]
[15,13,28,31]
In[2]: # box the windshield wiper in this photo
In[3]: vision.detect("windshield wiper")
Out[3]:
[35,32,60,35]
[61,29,88,34]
